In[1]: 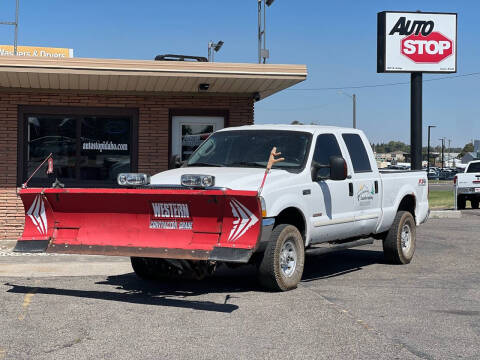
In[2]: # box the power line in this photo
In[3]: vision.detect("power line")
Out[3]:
[285,72,480,91]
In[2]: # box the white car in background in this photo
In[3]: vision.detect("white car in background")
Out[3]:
[454,160,480,209]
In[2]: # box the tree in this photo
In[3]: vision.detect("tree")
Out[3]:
[458,143,474,159]
[290,120,303,125]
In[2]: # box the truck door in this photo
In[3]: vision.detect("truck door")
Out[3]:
[309,133,357,243]
[341,133,381,235]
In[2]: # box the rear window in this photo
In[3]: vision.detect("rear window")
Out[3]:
[342,133,372,173]
[467,162,480,173]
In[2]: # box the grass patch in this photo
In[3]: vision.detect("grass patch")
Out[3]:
[428,190,454,209]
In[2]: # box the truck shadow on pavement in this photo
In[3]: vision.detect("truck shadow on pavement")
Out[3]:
[4,276,243,314]
[4,248,384,313]
[302,248,385,282]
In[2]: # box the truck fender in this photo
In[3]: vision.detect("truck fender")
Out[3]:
[265,195,310,246]
[377,183,417,234]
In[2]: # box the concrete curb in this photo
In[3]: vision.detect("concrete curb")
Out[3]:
[0,240,16,252]
[429,210,462,219]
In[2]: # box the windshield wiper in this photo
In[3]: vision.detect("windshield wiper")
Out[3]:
[227,161,266,168]
[186,162,225,167]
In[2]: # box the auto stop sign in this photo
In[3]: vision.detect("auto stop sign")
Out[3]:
[377,12,457,73]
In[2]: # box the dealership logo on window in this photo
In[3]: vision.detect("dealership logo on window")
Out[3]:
[82,141,128,152]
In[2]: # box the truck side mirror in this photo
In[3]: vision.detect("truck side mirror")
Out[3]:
[311,156,348,181]
[329,156,348,181]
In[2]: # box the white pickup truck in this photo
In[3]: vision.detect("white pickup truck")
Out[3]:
[455,160,480,209]
[150,125,429,290]
[16,124,429,292]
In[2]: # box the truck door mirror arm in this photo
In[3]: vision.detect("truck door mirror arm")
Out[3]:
[311,156,348,182]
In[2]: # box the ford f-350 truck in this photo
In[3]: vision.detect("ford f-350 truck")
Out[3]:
[16,125,429,291]
[454,160,480,209]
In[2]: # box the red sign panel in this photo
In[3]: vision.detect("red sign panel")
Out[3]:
[401,32,453,63]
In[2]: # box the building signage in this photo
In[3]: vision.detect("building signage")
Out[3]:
[377,11,457,73]
[0,45,73,58]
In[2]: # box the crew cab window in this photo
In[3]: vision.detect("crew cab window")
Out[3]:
[342,133,372,173]
[466,162,480,173]
[312,134,343,178]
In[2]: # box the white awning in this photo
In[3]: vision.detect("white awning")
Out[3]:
[0,56,307,100]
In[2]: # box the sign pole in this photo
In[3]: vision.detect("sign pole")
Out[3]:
[410,72,422,170]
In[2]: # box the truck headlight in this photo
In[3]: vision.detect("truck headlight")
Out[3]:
[181,174,215,188]
[117,173,150,186]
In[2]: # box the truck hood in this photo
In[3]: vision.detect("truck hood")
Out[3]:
[150,167,293,191]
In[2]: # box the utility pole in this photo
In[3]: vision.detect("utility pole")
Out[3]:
[353,94,356,129]
[447,139,451,167]
[439,138,445,170]
[0,0,19,55]
[427,125,436,174]
[338,91,357,128]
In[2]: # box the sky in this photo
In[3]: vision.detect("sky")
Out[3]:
[0,0,478,148]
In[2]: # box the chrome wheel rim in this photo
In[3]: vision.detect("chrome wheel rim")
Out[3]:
[279,239,297,277]
[401,224,411,254]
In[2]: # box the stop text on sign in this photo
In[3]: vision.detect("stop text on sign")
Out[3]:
[401,32,453,63]
[377,11,457,73]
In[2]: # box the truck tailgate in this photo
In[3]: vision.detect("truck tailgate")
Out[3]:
[15,188,262,262]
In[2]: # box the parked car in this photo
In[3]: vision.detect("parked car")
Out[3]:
[454,160,480,209]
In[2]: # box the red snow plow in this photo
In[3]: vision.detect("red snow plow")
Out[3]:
[15,187,263,263]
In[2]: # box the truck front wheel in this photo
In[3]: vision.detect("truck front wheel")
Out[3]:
[383,211,416,265]
[257,224,305,291]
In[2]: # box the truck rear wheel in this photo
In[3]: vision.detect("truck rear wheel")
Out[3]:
[471,199,479,209]
[457,196,466,210]
[383,211,416,265]
[257,224,305,291]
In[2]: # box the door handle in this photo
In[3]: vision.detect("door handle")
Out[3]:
[375,180,379,194]
[349,183,353,196]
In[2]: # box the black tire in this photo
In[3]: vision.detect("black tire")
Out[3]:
[130,257,156,280]
[131,257,215,281]
[471,199,479,209]
[457,196,466,210]
[383,211,416,265]
[257,224,305,291]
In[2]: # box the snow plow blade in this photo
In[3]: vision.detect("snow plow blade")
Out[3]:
[15,188,262,263]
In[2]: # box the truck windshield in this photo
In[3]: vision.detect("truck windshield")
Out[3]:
[187,130,312,170]
[466,163,480,173]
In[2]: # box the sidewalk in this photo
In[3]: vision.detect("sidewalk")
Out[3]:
[0,247,131,277]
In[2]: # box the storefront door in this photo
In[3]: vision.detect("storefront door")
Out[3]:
[171,115,224,167]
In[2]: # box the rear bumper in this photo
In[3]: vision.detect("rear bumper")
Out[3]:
[457,187,480,195]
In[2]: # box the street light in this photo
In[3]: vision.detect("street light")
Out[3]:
[427,125,436,174]
[338,91,357,128]
[258,0,275,64]
[207,40,223,62]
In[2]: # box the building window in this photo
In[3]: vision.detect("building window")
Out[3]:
[19,107,137,187]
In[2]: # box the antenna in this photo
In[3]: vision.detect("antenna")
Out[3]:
[0,0,19,55]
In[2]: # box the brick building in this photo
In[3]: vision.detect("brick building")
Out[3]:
[0,57,306,241]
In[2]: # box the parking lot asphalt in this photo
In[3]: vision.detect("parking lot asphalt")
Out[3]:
[0,210,479,360]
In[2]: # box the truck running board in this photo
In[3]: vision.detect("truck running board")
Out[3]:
[305,238,374,256]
